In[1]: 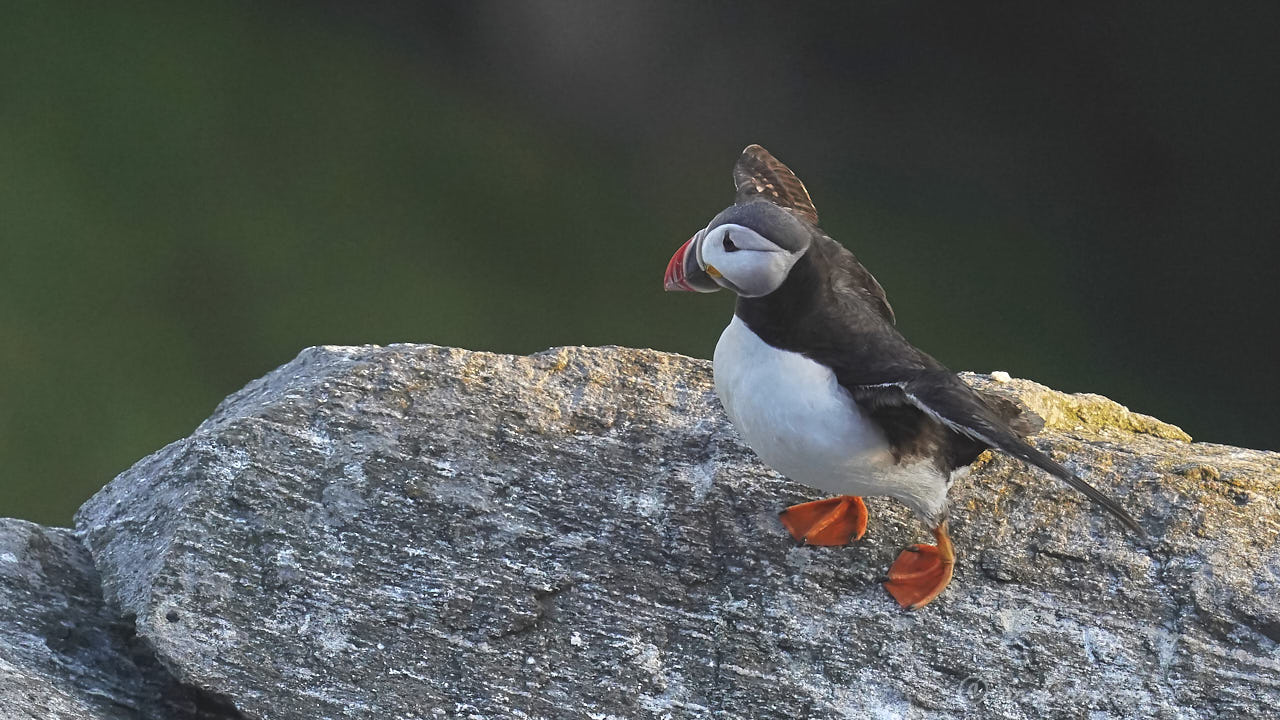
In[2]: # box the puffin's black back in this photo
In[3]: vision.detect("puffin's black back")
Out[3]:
[736,235,921,386]
[736,235,994,474]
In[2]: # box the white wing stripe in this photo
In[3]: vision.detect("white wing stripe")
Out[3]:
[855,380,1000,447]
[902,390,997,447]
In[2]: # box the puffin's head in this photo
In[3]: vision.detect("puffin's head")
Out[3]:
[663,202,814,297]
[664,145,820,298]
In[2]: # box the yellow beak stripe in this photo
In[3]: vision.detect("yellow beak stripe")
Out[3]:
[706,265,723,278]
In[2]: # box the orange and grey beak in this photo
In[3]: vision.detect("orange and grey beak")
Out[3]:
[664,235,720,292]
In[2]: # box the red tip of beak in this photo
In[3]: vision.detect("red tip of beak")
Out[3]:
[664,237,696,291]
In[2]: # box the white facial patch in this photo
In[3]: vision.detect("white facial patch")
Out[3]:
[697,224,805,297]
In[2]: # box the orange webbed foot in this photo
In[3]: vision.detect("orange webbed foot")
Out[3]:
[779,495,868,546]
[883,522,955,610]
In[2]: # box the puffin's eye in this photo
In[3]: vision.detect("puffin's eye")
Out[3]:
[722,234,739,253]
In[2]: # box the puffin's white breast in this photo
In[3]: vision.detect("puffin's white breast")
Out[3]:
[713,316,945,514]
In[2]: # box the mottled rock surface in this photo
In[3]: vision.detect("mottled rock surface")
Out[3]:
[0,518,241,720]
[73,344,1279,719]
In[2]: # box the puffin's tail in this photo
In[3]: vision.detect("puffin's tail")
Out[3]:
[906,377,1147,537]
[997,436,1147,537]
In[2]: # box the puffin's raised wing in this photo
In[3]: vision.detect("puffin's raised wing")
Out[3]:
[733,144,820,225]
[851,373,1146,536]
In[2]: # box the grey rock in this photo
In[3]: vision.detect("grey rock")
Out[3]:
[74,344,1279,719]
[0,518,241,720]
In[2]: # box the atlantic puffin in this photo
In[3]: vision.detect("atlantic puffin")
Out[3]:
[664,144,1143,609]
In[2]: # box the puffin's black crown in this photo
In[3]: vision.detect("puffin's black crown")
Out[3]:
[708,200,815,254]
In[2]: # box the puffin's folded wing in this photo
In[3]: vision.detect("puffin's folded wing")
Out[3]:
[853,375,1145,536]
[976,390,1044,437]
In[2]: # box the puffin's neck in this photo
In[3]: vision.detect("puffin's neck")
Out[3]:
[733,250,822,353]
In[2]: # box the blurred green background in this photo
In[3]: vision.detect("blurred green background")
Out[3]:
[3,2,1278,525]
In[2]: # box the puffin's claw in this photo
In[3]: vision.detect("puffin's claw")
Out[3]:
[779,495,868,546]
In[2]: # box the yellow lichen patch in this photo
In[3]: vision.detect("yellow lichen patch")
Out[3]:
[970,449,996,470]
[961,372,1190,441]
[1017,387,1190,442]
[531,348,574,390]
[457,353,495,387]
